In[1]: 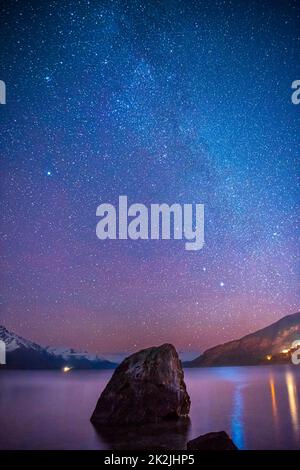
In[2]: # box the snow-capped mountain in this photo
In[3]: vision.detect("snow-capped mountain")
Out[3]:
[46,346,108,364]
[0,326,116,369]
[0,326,45,353]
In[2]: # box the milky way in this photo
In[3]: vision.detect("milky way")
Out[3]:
[0,0,299,355]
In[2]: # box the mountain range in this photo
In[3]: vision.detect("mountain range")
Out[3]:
[0,326,116,369]
[1,312,299,369]
[184,312,300,367]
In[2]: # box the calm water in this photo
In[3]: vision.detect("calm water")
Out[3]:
[0,366,299,450]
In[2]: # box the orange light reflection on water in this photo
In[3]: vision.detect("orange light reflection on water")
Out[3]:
[285,371,299,437]
[269,375,278,423]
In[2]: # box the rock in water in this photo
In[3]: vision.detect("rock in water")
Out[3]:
[187,431,238,450]
[95,418,190,450]
[91,343,190,425]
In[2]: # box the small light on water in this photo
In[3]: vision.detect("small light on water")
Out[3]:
[63,366,72,373]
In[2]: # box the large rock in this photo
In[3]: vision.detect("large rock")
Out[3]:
[91,343,190,425]
[187,431,238,450]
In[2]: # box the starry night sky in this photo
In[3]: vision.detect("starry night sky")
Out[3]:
[0,0,299,356]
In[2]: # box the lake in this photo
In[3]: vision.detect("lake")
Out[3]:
[0,365,299,450]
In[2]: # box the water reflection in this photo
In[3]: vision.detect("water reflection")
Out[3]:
[285,370,299,436]
[230,385,245,450]
[1,368,300,450]
[93,417,190,450]
[269,375,278,423]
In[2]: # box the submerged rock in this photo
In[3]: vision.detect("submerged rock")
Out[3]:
[95,418,190,450]
[187,431,238,450]
[91,343,190,425]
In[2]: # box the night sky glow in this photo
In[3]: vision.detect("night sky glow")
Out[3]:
[0,0,299,357]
